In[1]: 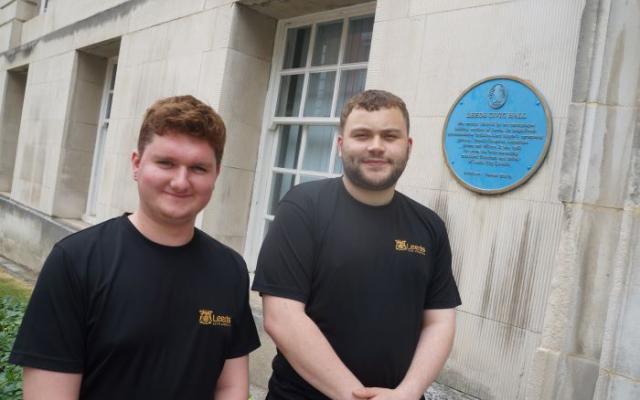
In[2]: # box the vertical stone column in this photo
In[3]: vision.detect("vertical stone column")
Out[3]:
[527,0,640,398]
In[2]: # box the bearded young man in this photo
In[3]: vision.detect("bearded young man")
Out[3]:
[252,90,461,400]
[10,95,260,400]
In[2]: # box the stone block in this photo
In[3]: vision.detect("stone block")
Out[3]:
[222,117,261,172]
[204,0,235,9]
[559,103,637,208]
[443,310,540,399]
[202,165,254,240]
[71,5,130,51]
[220,48,271,127]
[196,48,228,109]
[162,53,204,95]
[399,187,564,332]
[538,204,623,363]
[527,348,599,400]
[229,4,276,62]
[374,0,409,21]
[71,80,103,125]
[601,374,640,400]
[211,2,233,50]
[166,9,217,57]
[65,121,98,152]
[414,0,583,119]
[133,61,167,115]
[409,0,511,16]
[122,24,169,67]
[128,0,206,33]
[590,0,640,108]
[607,211,640,379]
[366,15,426,108]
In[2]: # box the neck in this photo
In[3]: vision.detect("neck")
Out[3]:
[341,176,396,206]
[128,211,195,246]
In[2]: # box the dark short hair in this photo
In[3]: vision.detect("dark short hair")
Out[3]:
[339,89,410,133]
[138,95,226,164]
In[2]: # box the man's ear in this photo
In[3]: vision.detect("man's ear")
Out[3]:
[131,150,141,181]
[337,134,343,157]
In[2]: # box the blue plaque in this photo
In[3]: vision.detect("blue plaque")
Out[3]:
[443,76,552,194]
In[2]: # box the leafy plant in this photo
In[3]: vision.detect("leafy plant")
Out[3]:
[0,297,26,400]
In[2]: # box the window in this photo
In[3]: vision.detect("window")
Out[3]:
[40,0,50,14]
[246,4,375,266]
[85,57,117,220]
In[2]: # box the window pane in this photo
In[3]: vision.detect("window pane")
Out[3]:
[344,16,374,63]
[275,125,302,169]
[300,174,324,184]
[302,126,334,172]
[105,93,114,119]
[109,64,118,90]
[334,156,343,174]
[276,74,304,117]
[335,69,366,116]
[312,21,342,66]
[283,26,311,69]
[268,173,295,214]
[303,72,336,117]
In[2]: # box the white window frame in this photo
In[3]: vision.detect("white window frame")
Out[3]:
[245,3,376,269]
[84,56,118,224]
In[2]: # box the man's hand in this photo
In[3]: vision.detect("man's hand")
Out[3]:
[353,387,410,399]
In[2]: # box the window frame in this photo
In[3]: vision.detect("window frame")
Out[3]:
[245,3,376,269]
[84,56,118,223]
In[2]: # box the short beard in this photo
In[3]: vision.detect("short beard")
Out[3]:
[342,155,408,191]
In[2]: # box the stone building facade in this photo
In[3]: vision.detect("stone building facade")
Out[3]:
[0,0,637,399]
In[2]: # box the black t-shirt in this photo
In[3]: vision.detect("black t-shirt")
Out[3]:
[10,215,260,400]
[252,178,461,399]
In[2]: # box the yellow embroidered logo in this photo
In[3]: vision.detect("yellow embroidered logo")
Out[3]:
[199,309,231,327]
[395,240,426,255]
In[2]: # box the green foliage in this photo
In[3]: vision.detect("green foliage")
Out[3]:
[0,297,26,400]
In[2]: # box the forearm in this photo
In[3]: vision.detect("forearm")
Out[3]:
[213,385,247,400]
[263,296,363,400]
[396,310,456,399]
[23,368,82,400]
[213,356,249,400]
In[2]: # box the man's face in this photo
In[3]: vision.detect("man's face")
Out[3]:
[338,107,412,191]
[131,130,219,227]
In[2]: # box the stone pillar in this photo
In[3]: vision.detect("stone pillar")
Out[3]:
[527,0,640,398]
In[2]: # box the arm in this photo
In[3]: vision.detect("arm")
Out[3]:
[213,355,249,400]
[353,308,456,400]
[263,295,364,400]
[23,368,82,400]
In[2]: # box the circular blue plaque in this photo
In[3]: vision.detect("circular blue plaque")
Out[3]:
[443,76,552,194]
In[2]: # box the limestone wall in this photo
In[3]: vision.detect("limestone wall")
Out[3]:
[367,0,585,398]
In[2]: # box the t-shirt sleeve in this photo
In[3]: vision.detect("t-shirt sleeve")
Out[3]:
[226,256,260,359]
[252,198,315,303]
[9,245,86,373]
[424,228,462,309]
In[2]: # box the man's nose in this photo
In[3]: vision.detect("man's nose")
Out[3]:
[367,135,384,153]
[170,167,190,191]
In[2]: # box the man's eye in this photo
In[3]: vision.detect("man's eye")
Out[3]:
[157,160,173,167]
[191,166,208,174]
